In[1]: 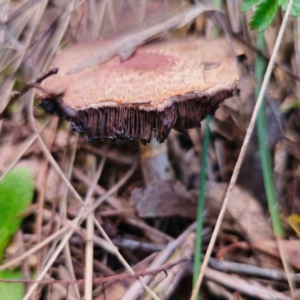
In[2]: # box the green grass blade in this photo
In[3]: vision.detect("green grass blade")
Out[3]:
[193,115,211,299]
[255,31,284,238]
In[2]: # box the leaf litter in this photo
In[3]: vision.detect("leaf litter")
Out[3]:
[0,0,300,299]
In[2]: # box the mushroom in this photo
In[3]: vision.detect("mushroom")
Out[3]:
[41,38,239,182]
[41,38,239,145]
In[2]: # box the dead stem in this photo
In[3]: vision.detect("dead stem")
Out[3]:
[9,68,59,101]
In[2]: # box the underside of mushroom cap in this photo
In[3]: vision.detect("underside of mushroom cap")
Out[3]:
[42,38,239,144]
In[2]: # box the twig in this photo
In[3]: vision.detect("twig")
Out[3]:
[0,258,187,285]
[84,154,97,300]
[112,238,164,253]
[125,218,173,245]
[0,120,49,181]
[9,67,58,101]
[208,257,300,282]
[204,268,290,300]
[190,1,294,299]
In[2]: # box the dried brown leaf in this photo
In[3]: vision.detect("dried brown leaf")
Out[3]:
[132,180,197,218]
[67,3,219,74]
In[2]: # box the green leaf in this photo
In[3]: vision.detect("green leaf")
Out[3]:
[242,0,262,11]
[250,0,278,31]
[0,270,24,300]
[279,0,300,17]
[0,168,34,261]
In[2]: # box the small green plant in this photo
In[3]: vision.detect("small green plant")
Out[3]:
[0,167,34,261]
[0,167,34,300]
[0,270,24,300]
[242,0,300,31]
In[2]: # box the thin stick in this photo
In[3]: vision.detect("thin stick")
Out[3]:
[23,158,105,300]
[208,257,300,282]
[190,1,294,299]
[204,267,290,300]
[9,68,58,101]
[0,258,187,285]
[84,155,96,300]
[61,136,81,299]
[0,121,49,181]
[84,212,94,300]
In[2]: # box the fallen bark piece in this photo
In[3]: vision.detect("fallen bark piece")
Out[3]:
[42,38,239,144]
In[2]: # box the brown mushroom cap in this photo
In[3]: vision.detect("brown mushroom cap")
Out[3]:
[42,38,239,144]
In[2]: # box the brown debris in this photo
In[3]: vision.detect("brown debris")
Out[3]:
[131,180,197,218]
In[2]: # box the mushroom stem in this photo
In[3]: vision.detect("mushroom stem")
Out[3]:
[140,138,175,184]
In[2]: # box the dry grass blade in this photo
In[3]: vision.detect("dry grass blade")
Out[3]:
[0,158,137,272]
[0,225,69,272]
[0,258,187,285]
[23,157,107,300]
[0,210,113,273]
[35,0,74,72]
[84,154,96,300]
[0,1,9,43]
[0,120,49,181]
[67,3,219,74]
[0,1,47,112]
[25,100,159,299]
[60,135,80,299]
[190,1,294,299]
